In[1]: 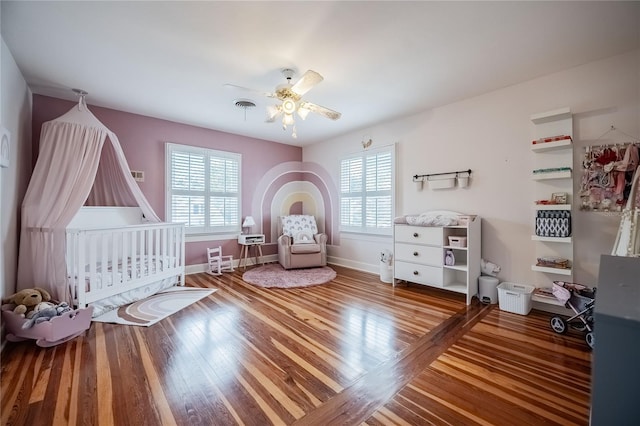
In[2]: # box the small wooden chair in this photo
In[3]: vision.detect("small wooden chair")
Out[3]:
[207,246,234,275]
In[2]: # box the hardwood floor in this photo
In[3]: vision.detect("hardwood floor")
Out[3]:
[1,266,591,425]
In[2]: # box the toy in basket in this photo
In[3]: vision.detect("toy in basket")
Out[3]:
[549,281,595,348]
[1,304,93,347]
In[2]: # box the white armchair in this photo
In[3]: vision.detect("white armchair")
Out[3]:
[277,215,327,269]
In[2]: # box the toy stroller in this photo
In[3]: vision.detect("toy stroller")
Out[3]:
[549,281,595,348]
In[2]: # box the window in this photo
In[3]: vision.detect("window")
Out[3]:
[166,143,240,234]
[340,145,394,235]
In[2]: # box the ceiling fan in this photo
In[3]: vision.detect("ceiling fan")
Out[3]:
[226,69,341,139]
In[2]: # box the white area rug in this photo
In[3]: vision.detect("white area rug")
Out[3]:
[92,287,215,326]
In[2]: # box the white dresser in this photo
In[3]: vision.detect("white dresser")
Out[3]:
[393,216,481,305]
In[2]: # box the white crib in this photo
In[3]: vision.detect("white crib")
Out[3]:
[66,207,185,316]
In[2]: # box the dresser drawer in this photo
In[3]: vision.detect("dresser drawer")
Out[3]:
[394,244,442,266]
[395,225,443,245]
[394,261,443,287]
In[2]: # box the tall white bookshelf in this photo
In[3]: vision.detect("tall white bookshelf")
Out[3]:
[530,108,574,311]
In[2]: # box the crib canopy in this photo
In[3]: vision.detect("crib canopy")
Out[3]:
[17,99,160,302]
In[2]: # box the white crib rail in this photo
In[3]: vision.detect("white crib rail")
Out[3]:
[66,222,185,309]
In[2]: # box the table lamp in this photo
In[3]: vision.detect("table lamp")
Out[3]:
[242,216,255,234]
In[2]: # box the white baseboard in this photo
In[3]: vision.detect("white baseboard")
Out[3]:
[187,255,375,275]
[326,256,378,275]
[186,255,279,275]
[532,301,573,316]
[186,263,208,275]
[261,254,278,264]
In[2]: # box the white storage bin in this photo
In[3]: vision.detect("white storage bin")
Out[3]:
[448,236,467,247]
[497,282,535,315]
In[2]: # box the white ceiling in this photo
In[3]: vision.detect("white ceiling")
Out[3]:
[2,1,639,146]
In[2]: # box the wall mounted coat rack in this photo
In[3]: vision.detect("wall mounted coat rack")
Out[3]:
[413,169,472,190]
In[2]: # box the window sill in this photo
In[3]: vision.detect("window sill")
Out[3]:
[340,232,392,242]
[185,233,239,243]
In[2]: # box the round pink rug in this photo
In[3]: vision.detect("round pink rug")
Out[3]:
[242,264,336,288]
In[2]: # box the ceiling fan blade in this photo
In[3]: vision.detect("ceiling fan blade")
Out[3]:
[265,104,282,122]
[299,101,341,120]
[223,83,277,98]
[290,70,323,96]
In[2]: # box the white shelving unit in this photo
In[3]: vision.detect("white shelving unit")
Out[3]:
[532,170,572,180]
[531,204,572,211]
[530,108,574,310]
[393,217,481,305]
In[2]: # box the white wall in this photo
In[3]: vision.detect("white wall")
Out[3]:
[1,37,32,305]
[304,49,640,287]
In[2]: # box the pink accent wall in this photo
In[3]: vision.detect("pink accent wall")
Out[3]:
[32,95,302,265]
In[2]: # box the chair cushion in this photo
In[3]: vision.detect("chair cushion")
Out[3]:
[281,215,318,237]
[290,243,321,254]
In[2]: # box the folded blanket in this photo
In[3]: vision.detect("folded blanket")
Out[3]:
[395,210,461,227]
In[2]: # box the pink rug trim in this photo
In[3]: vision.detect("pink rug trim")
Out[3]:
[242,264,336,288]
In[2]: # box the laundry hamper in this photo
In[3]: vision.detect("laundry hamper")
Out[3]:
[497,282,535,315]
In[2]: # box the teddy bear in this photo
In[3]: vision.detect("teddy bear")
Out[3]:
[3,287,52,317]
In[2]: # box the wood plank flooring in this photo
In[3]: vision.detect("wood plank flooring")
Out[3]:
[1,266,591,425]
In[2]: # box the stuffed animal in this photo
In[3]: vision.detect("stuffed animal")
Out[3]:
[54,302,73,316]
[26,301,56,319]
[481,259,501,277]
[21,302,73,329]
[3,288,52,316]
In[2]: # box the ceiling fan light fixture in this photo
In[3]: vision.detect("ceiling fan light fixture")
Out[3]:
[266,104,281,122]
[281,98,297,115]
[227,68,340,139]
[283,113,295,127]
[297,107,310,120]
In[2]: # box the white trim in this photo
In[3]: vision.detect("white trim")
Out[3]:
[165,142,241,235]
[186,254,279,275]
[339,143,396,236]
[186,263,209,274]
[186,233,239,243]
[326,255,378,275]
[340,232,392,243]
[188,257,385,285]
[341,142,397,159]
[190,254,382,278]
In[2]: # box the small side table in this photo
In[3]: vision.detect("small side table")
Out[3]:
[238,234,265,269]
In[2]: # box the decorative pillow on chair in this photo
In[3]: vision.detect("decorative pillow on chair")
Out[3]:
[293,230,315,244]
[281,215,318,237]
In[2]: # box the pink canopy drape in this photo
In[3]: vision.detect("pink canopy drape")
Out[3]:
[17,102,159,302]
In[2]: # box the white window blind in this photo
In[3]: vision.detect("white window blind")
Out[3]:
[340,146,394,234]
[166,143,241,234]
